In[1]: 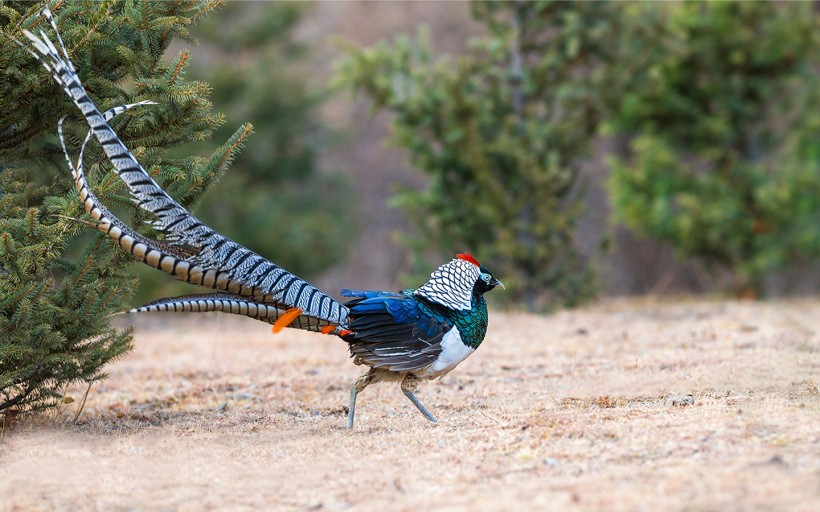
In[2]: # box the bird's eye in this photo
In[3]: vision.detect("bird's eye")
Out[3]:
[481,273,491,283]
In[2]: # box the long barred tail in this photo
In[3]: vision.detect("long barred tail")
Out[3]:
[129,294,335,333]
[22,7,349,331]
[68,119,330,332]
[57,105,225,296]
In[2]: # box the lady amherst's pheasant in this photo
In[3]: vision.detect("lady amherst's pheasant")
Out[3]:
[19,9,502,428]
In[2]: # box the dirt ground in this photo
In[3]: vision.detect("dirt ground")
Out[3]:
[1,298,818,511]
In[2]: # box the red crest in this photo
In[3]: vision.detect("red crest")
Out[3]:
[456,253,480,267]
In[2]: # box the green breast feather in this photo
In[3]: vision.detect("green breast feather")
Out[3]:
[413,291,488,350]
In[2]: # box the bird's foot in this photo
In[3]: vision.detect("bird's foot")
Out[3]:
[401,375,437,423]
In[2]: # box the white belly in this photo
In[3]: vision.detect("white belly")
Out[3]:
[414,327,475,379]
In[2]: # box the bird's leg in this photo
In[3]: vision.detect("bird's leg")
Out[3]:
[401,374,437,423]
[348,370,374,429]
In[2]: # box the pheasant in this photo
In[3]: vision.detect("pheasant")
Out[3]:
[19,9,502,428]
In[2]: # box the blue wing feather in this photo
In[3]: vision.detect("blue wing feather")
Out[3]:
[340,289,399,299]
[342,291,452,372]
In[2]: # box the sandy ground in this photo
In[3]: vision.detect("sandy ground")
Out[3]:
[1,298,818,511]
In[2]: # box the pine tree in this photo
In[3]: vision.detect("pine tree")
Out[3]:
[338,1,627,310]
[607,2,819,296]
[0,1,251,418]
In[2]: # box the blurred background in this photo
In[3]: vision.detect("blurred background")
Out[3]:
[135,1,819,311]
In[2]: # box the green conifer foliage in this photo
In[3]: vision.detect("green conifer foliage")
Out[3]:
[0,1,251,416]
[607,2,819,296]
[338,1,625,310]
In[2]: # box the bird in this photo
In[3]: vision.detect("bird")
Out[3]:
[19,8,502,428]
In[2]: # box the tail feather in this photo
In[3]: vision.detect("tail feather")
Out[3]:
[58,106,274,294]
[58,110,203,277]
[23,7,348,328]
[130,293,333,332]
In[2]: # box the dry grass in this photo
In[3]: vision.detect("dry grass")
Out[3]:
[1,298,818,511]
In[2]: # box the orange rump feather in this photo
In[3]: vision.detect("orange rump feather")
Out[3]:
[272,308,303,334]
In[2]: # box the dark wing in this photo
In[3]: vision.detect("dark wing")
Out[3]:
[342,291,451,372]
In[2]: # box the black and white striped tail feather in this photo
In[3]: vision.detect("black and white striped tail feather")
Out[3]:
[21,14,280,272]
[63,107,339,333]
[58,106,214,282]
[20,18,206,248]
[129,294,332,331]
[61,104,341,330]
[22,8,349,327]
[61,104,304,310]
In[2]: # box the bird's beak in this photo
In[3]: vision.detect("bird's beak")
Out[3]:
[491,278,505,290]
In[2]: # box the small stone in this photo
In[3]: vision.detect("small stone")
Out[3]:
[543,457,559,467]
[765,455,787,466]
[216,402,228,412]
[668,394,695,407]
